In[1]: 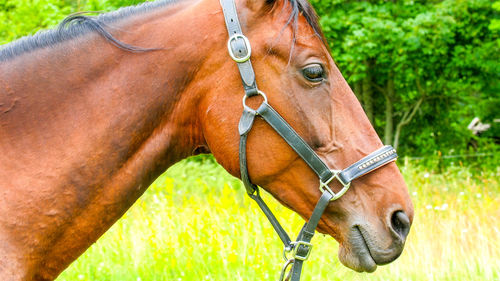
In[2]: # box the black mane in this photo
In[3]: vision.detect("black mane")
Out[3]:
[288,0,325,44]
[0,0,324,62]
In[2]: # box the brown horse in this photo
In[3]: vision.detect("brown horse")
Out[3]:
[0,0,414,280]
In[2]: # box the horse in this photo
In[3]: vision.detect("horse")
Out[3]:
[0,0,414,280]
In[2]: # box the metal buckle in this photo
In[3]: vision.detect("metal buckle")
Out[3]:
[242,90,268,113]
[319,170,351,201]
[291,241,313,261]
[227,34,252,63]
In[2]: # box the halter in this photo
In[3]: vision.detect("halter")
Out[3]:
[220,0,398,280]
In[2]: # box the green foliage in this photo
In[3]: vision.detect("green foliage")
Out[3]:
[79,0,149,11]
[0,0,71,44]
[55,159,500,280]
[0,0,150,45]
[313,0,499,160]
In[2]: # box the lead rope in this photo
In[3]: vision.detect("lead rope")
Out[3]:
[220,0,398,280]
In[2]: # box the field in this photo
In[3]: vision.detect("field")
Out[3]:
[56,157,500,281]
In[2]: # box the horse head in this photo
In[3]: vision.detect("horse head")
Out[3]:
[200,0,414,272]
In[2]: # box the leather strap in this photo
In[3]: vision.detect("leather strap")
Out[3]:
[256,103,398,186]
[290,191,332,280]
[220,0,258,96]
[337,145,397,185]
[256,102,334,183]
[250,192,293,248]
[238,108,258,195]
[239,108,293,248]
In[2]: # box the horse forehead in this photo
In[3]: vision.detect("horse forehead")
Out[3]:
[251,6,318,39]
[254,27,327,59]
[296,22,326,49]
[272,19,326,54]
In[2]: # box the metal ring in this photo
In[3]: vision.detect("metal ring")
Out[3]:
[319,170,351,201]
[242,90,268,112]
[227,34,252,63]
[279,258,295,281]
[283,245,293,261]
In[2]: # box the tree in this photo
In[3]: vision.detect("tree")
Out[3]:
[312,0,499,155]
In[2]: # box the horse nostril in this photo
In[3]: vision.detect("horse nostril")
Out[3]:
[390,211,411,241]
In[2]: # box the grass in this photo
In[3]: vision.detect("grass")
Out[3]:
[56,157,500,281]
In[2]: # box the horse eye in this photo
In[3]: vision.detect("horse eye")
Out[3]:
[302,64,325,82]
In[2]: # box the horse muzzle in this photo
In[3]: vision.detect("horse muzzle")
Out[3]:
[339,210,411,272]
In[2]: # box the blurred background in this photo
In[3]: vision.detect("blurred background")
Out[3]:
[1,0,498,280]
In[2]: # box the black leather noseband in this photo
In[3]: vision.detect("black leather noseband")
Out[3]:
[220,0,398,280]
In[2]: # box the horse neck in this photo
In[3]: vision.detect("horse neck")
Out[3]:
[0,0,226,188]
[0,1,234,277]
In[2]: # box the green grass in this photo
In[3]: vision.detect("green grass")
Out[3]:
[57,158,500,281]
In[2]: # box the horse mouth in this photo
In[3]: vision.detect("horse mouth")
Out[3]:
[338,226,378,272]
